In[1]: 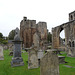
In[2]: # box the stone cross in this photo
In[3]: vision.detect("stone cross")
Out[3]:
[0,46,4,60]
[40,51,59,75]
[11,27,24,67]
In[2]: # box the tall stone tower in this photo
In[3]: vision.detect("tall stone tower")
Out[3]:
[69,11,75,21]
[20,17,36,48]
[20,17,47,48]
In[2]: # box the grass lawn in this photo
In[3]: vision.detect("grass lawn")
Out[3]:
[59,52,75,75]
[0,50,75,75]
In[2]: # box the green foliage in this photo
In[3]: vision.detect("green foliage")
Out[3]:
[58,52,75,75]
[0,38,8,44]
[2,40,8,44]
[47,32,52,43]
[0,50,40,75]
[0,33,8,44]
[8,30,15,40]
[0,32,3,38]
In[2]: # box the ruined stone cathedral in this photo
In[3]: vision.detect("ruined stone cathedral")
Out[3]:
[20,17,47,48]
[52,11,75,57]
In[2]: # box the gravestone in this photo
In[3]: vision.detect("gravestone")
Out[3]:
[9,45,14,56]
[28,47,39,69]
[33,32,40,50]
[0,46,4,60]
[38,49,44,59]
[3,45,8,50]
[11,27,24,67]
[40,51,59,75]
[38,49,44,66]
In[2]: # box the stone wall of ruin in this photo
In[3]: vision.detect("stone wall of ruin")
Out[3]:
[20,17,47,48]
[52,19,75,57]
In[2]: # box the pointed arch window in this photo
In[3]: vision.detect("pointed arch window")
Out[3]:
[72,41,74,47]
[71,15,73,20]
[69,41,71,47]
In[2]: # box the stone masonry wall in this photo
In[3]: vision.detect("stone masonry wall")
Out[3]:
[20,17,47,48]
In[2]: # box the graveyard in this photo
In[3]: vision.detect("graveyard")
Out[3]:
[0,11,75,75]
[0,49,75,75]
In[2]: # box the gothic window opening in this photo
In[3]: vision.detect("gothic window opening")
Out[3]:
[69,41,71,47]
[72,41,74,47]
[71,15,73,20]
[60,28,65,46]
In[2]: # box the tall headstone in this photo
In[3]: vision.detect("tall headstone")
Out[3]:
[40,51,59,75]
[38,50,44,59]
[11,27,24,67]
[28,47,39,69]
[0,46,4,60]
[9,44,14,56]
[33,32,40,50]
[38,49,44,66]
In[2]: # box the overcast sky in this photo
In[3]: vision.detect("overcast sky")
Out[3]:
[0,0,75,37]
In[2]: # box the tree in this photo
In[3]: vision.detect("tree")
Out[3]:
[0,32,8,44]
[0,32,3,38]
[8,30,15,40]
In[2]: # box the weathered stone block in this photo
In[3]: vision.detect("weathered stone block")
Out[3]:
[28,49,39,69]
[40,51,59,75]
[38,50,44,66]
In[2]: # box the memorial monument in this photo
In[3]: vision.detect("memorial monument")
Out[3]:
[11,27,24,67]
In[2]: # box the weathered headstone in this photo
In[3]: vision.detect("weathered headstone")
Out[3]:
[28,47,39,69]
[38,49,44,66]
[9,44,14,56]
[33,32,40,50]
[0,46,4,60]
[38,49,44,59]
[3,45,8,50]
[40,51,59,75]
[67,47,75,57]
[11,27,24,67]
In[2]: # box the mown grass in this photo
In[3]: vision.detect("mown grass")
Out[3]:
[0,50,40,75]
[0,50,75,75]
[59,52,75,75]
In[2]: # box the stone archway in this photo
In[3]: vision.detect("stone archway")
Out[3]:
[52,11,75,57]
[57,27,65,47]
[52,25,66,49]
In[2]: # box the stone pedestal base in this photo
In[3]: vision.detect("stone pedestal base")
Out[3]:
[11,57,24,67]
